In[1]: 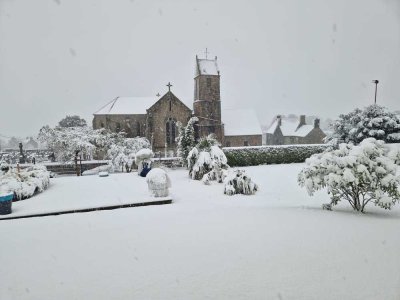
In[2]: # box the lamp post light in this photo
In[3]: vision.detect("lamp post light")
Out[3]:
[372,80,379,105]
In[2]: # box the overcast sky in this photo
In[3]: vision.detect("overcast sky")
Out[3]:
[0,0,399,138]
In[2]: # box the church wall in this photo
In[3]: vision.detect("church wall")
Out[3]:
[147,92,192,155]
[93,114,147,138]
[224,135,262,147]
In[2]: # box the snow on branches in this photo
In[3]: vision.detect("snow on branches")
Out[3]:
[187,134,229,180]
[326,105,400,145]
[298,138,400,212]
[176,117,198,167]
[223,169,258,196]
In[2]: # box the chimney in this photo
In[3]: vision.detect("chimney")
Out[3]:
[314,118,320,128]
[299,115,306,127]
[276,115,282,126]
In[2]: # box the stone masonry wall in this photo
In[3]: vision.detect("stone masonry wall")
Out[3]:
[224,135,262,147]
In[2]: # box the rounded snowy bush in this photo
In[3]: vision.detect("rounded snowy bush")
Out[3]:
[135,148,154,176]
[146,168,171,197]
[298,138,400,212]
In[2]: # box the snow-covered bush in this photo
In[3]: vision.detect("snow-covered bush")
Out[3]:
[107,137,150,172]
[0,165,50,200]
[326,105,400,145]
[176,117,198,167]
[223,144,330,167]
[135,148,154,175]
[188,135,229,181]
[298,138,400,212]
[223,169,258,196]
[146,168,171,197]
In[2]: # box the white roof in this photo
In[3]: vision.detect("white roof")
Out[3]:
[223,109,262,136]
[267,116,314,137]
[196,59,219,76]
[94,96,158,115]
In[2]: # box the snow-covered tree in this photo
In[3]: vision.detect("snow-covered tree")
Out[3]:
[326,105,400,145]
[298,138,400,212]
[176,117,198,167]
[58,115,87,128]
[38,126,149,164]
[188,134,229,180]
[107,137,150,172]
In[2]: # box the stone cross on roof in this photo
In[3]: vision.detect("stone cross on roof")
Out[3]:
[166,82,172,92]
[204,48,209,59]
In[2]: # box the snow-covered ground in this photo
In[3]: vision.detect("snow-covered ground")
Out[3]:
[1,164,399,300]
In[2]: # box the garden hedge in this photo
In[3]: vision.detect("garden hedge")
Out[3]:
[223,144,331,167]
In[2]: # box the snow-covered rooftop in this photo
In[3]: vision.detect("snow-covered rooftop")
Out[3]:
[195,58,219,76]
[94,96,158,115]
[267,116,315,137]
[223,109,262,136]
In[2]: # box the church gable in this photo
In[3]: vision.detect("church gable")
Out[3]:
[147,91,191,115]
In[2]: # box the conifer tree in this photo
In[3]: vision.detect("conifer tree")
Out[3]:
[177,117,198,167]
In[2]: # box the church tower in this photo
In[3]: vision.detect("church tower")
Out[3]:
[193,54,224,142]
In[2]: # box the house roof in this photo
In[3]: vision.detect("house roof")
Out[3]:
[223,109,262,136]
[267,116,315,137]
[94,96,158,115]
[195,58,219,77]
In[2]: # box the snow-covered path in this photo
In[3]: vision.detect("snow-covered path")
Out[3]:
[1,164,399,300]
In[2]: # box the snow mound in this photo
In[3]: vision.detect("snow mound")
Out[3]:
[146,168,171,197]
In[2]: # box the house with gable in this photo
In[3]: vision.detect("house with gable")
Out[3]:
[266,115,326,145]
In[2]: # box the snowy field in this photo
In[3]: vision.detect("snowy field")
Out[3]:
[1,163,400,300]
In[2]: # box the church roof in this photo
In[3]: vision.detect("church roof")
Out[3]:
[223,109,262,136]
[94,96,158,115]
[195,57,220,77]
[267,116,315,137]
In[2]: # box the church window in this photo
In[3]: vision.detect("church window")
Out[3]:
[116,122,121,132]
[166,118,176,145]
[207,78,211,87]
[244,141,249,146]
[100,122,104,128]
[136,122,141,137]
[169,100,172,111]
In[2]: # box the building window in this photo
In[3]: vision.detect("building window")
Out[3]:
[225,141,231,147]
[169,100,172,111]
[207,78,211,87]
[100,122,104,128]
[116,123,121,132]
[166,118,176,145]
[136,122,141,137]
[244,141,249,146]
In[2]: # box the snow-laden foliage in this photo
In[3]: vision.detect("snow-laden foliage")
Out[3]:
[38,126,150,165]
[326,105,400,145]
[135,148,154,175]
[224,144,330,166]
[298,138,400,212]
[0,165,50,200]
[58,115,87,128]
[146,168,171,197]
[176,117,198,167]
[223,169,258,196]
[107,137,150,172]
[188,135,228,180]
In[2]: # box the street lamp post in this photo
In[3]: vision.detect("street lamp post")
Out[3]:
[372,80,379,105]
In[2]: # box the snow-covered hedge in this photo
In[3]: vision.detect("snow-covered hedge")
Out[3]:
[298,138,400,212]
[223,144,330,167]
[0,165,50,200]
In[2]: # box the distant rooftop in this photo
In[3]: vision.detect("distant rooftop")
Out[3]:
[267,115,315,137]
[223,109,262,136]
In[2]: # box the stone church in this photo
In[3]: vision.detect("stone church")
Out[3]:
[93,55,262,154]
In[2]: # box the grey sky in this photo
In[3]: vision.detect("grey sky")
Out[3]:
[0,0,399,137]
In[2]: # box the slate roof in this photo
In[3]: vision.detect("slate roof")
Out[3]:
[267,116,315,137]
[94,96,158,115]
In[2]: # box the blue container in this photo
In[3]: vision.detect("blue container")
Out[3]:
[0,193,13,215]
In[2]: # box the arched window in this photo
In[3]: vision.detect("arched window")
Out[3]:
[166,118,176,145]
[136,122,141,137]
